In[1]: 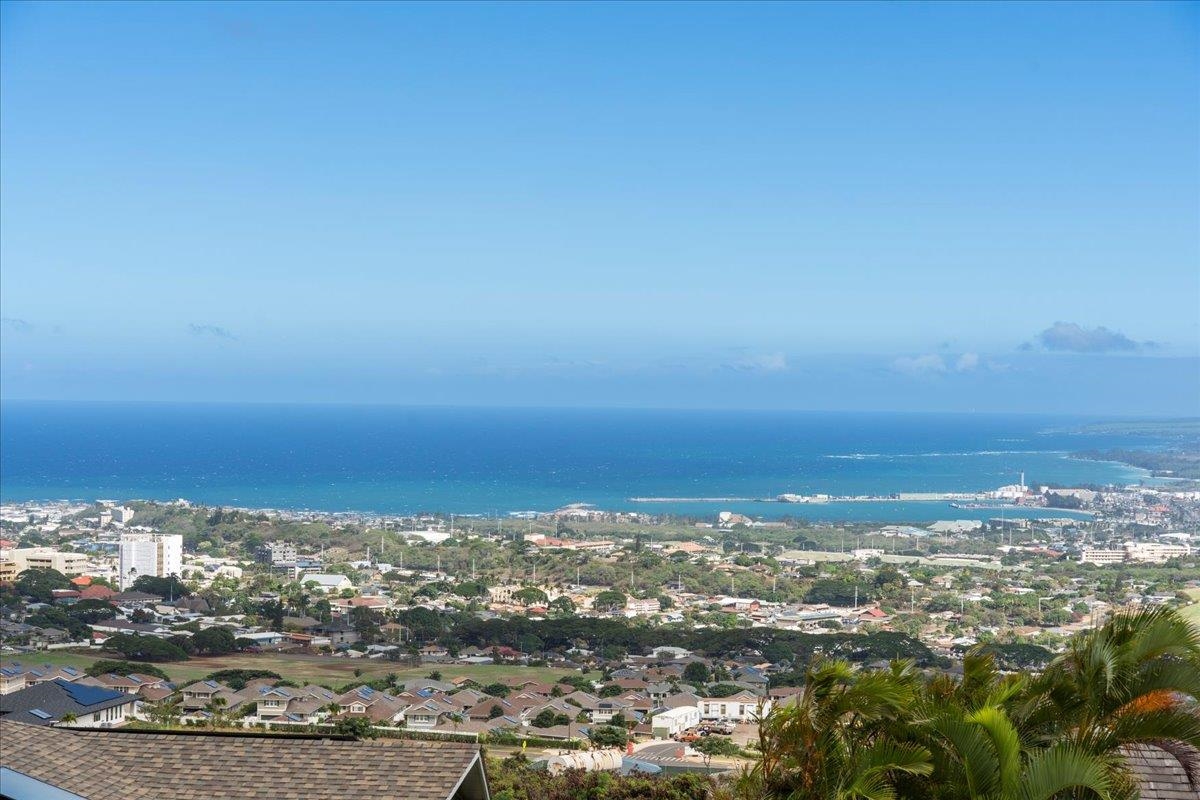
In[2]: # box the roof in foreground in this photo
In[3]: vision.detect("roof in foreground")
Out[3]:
[0,720,489,800]
[1120,743,1200,800]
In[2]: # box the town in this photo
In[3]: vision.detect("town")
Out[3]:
[1,474,1197,790]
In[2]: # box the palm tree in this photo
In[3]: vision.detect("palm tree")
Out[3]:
[205,696,228,729]
[1017,606,1200,787]
[739,659,932,800]
[147,698,183,727]
[922,694,1114,800]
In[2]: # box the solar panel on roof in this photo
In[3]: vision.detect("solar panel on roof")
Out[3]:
[204,680,219,688]
[129,675,142,683]
[63,666,79,675]
[29,709,53,720]
[57,678,124,706]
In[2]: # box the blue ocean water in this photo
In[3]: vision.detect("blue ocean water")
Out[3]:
[0,402,1161,522]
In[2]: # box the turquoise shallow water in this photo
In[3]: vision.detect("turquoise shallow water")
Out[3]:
[0,402,1159,521]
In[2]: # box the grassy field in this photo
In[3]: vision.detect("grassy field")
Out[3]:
[2,649,588,688]
[1181,588,1200,626]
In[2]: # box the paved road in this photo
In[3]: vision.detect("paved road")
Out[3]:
[633,742,740,773]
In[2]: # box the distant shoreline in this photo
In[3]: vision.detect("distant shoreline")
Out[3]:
[0,494,1099,526]
[1070,449,1200,481]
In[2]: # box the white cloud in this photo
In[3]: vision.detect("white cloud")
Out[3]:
[891,354,947,375]
[955,352,980,372]
[726,352,789,373]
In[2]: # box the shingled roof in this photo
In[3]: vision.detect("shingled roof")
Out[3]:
[1121,743,1200,800]
[0,720,490,800]
[0,678,135,726]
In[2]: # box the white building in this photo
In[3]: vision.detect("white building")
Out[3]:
[651,706,701,739]
[118,533,183,590]
[624,598,661,617]
[1124,541,1190,563]
[2,547,89,577]
[1079,549,1125,565]
[262,541,299,566]
[1081,542,1191,566]
[851,548,884,560]
[112,507,136,525]
[301,573,354,593]
[699,692,770,722]
[991,473,1029,501]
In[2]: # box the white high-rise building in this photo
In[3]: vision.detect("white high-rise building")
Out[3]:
[118,533,183,590]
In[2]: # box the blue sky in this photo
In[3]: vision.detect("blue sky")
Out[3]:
[1,1,1197,413]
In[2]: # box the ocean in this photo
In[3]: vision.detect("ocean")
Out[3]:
[0,402,1164,522]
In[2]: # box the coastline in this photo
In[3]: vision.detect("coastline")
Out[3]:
[0,492,1099,525]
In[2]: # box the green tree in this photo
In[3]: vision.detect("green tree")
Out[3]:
[1019,606,1200,783]
[513,587,549,606]
[131,574,191,598]
[333,716,378,739]
[740,659,931,800]
[549,596,576,616]
[204,696,228,728]
[85,660,170,680]
[14,568,72,603]
[693,736,742,758]
[103,633,189,662]
[683,661,710,685]
[592,590,627,613]
[588,725,628,748]
[530,709,570,728]
[146,698,183,727]
[191,626,238,655]
[924,701,1113,800]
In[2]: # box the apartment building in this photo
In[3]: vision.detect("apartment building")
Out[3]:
[118,533,183,590]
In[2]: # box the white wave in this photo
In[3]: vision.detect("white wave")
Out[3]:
[824,449,1065,459]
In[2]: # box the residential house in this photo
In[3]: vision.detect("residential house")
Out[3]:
[313,619,360,646]
[335,685,408,724]
[2,664,85,688]
[76,672,168,696]
[0,678,137,727]
[179,680,235,711]
[301,573,354,594]
[698,691,771,722]
[0,666,27,695]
